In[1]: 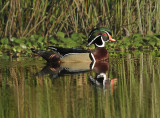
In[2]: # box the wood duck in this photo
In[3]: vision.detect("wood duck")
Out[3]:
[31,27,116,66]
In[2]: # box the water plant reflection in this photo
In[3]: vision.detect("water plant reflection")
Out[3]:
[1,53,160,118]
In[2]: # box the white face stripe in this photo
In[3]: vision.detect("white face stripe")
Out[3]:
[95,36,105,47]
[51,47,57,51]
[97,73,106,79]
[88,35,101,46]
[104,31,110,35]
[97,73,107,87]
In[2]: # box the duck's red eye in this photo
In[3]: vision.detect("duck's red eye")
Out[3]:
[102,33,107,36]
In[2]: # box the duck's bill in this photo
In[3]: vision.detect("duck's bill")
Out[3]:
[109,38,116,42]
[109,35,116,42]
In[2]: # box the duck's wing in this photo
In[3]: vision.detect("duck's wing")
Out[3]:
[31,48,61,63]
[49,46,90,55]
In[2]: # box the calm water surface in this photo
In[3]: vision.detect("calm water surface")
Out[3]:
[0,52,160,118]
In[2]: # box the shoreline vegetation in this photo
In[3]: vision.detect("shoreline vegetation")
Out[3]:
[0,0,160,56]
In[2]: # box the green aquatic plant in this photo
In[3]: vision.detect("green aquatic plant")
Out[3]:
[48,32,87,48]
[106,34,160,52]
[1,31,160,56]
[0,32,88,56]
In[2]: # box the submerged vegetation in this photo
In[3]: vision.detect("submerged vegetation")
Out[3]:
[0,0,160,55]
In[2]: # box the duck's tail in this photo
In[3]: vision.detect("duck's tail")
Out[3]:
[31,48,61,63]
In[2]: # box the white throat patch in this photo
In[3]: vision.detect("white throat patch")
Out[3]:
[95,36,105,47]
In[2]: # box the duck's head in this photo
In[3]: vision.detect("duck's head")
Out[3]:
[87,27,116,47]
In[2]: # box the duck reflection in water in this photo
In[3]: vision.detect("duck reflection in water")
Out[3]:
[32,27,117,90]
[89,62,117,90]
[35,59,117,91]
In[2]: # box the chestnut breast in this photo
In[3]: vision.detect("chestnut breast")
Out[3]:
[91,47,109,61]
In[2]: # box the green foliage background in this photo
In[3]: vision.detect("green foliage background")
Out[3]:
[0,0,160,55]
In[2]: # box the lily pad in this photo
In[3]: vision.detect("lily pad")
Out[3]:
[1,38,9,45]
[57,32,65,38]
